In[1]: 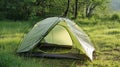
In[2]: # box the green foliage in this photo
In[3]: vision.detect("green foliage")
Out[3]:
[0,0,34,20]
[0,0,110,20]
[111,13,120,20]
[76,0,110,18]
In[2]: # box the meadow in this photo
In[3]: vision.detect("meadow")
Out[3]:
[0,19,120,67]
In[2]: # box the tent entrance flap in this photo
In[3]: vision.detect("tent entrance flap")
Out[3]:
[43,24,73,45]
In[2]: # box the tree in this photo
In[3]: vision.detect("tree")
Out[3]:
[0,0,110,20]
[84,0,109,18]
[74,0,78,18]
[63,0,70,17]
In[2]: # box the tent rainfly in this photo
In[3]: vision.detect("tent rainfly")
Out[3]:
[17,17,95,61]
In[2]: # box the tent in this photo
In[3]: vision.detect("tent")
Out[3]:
[17,17,95,61]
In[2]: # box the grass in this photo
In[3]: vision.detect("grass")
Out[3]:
[76,19,120,67]
[0,19,120,67]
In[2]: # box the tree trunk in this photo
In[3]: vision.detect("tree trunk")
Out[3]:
[41,0,45,16]
[86,3,97,18]
[74,0,78,19]
[63,0,70,17]
[86,3,91,17]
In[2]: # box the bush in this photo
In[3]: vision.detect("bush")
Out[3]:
[111,14,120,20]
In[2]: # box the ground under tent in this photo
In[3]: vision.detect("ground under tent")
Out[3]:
[17,17,95,61]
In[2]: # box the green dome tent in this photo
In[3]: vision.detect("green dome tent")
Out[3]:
[17,17,95,61]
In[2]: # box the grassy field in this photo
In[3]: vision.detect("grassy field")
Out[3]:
[0,19,120,67]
